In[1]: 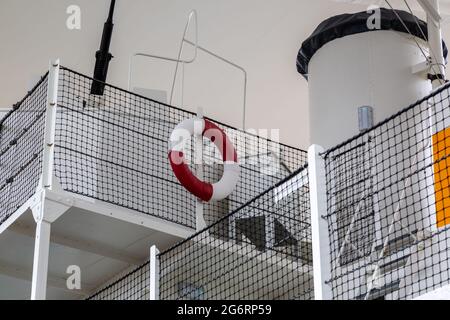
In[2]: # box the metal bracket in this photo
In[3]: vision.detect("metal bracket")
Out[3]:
[30,188,47,223]
[412,58,432,75]
[31,190,70,224]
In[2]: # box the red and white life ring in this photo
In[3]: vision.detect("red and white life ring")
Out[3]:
[168,118,240,202]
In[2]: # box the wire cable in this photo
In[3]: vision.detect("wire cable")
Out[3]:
[384,0,445,85]
[403,0,446,82]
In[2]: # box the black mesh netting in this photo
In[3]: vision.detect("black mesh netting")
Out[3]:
[323,82,450,300]
[0,74,48,224]
[87,165,312,301]
[87,261,151,300]
[158,164,313,300]
[54,67,307,229]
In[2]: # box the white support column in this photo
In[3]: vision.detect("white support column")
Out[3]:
[31,218,51,300]
[30,59,60,300]
[423,0,446,89]
[308,144,333,300]
[149,245,160,300]
[195,108,206,231]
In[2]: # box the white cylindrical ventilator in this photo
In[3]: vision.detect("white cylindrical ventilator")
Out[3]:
[298,8,448,300]
[300,32,436,148]
[308,30,431,147]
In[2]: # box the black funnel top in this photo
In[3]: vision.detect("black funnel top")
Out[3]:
[297,8,448,80]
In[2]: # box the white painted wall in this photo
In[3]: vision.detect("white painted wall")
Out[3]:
[1,0,450,149]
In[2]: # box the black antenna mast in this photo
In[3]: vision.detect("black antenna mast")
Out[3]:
[90,0,116,95]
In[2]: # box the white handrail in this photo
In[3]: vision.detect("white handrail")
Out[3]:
[128,10,198,95]
[183,39,248,130]
[127,10,248,129]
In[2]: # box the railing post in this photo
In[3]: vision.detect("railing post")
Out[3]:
[30,59,60,300]
[308,144,333,300]
[42,59,60,189]
[149,245,160,300]
[195,108,206,231]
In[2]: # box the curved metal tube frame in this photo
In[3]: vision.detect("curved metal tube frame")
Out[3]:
[127,10,248,129]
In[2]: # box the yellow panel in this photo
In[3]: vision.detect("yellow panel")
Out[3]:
[433,127,450,228]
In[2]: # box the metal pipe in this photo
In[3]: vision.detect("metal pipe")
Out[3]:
[127,10,198,94]
[183,39,248,130]
[170,10,198,105]
[91,0,116,95]
[128,10,248,129]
